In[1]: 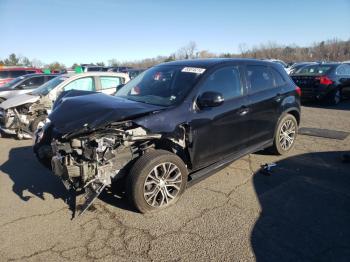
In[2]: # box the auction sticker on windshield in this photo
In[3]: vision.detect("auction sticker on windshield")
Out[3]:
[181,67,206,74]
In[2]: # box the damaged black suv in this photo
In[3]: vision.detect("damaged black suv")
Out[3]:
[34,59,300,214]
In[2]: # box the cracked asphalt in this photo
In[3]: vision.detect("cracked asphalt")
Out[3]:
[1,102,350,261]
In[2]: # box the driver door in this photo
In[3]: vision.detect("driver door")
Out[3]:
[189,65,251,170]
[51,77,96,101]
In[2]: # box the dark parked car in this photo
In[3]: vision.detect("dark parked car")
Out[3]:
[287,62,317,75]
[34,59,301,214]
[0,73,58,102]
[0,67,42,87]
[291,63,350,104]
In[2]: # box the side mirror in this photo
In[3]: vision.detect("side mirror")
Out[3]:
[116,84,125,92]
[197,91,224,109]
[17,84,26,89]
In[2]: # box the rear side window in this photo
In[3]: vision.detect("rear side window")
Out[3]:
[271,68,286,87]
[20,76,45,89]
[295,65,332,75]
[100,76,121,90]
[47,75,58,81]
[9,70,27,78]
[199,66,243,100]
[247,65,274,92]
[63,77,95,91]
[336,65,350,76]
[344,65,350,75]
[0,71,10,78]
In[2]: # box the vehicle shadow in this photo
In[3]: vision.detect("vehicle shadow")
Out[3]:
[99,178,138,213]
[0,145,74,205]
[251,151,350,261]
[0,145,137,215]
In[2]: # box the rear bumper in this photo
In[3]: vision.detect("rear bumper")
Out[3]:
[300,88,331,101]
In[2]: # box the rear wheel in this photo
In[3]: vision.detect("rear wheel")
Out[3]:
[269,114,298,155]
[127,150,188,213]
[327,88,342,105]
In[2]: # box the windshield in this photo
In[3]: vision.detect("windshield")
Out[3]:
[115,65,204,106]
[1,76,26,89]
[294,65,333,75]
[31,76,67,96]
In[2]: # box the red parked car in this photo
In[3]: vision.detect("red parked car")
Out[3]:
[0,67,42,87]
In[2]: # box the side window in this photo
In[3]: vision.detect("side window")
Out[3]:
[47,75,58,81]
[0,71,10,78]
[63,77,95,91]
[100,76,121,90]
[199,66,243,100]
[247,65,274,93]
[271,68,286,87]
[10,70,27,78]
[344,65,350,75]
[336,65,345,75]
[20,76,45,89]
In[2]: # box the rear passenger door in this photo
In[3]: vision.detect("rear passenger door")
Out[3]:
[98,76,123,95]
[244,65,282,146]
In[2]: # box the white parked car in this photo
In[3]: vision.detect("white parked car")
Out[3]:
[0,72,129,139]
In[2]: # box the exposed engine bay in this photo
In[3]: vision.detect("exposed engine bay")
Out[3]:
[50,123,167,214]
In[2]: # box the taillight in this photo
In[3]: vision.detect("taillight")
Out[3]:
[296,86,302,96]
[316,76,333,85]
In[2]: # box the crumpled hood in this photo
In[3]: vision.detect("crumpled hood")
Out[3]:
[49,92,165,134]
[0,93,40,110]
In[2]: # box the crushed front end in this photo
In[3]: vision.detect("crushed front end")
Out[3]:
[49,123,161,215]
[0,104,33,138]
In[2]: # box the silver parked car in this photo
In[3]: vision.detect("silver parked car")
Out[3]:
[0,74,58,102]
[0,72,130,139]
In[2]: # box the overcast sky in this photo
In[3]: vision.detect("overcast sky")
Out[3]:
[1,0,349,66]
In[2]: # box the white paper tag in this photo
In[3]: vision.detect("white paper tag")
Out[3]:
[181,67,206,74]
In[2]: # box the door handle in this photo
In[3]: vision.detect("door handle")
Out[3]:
[238,106,250,116]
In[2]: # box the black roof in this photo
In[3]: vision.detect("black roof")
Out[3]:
[159,58,274,68]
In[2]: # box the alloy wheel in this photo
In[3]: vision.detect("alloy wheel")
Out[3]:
[279,119,296,151]
[143,162,182,207]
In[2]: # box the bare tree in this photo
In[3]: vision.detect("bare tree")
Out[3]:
[196,50,216,58]
[30,58,44,68]
[176,41,197,59]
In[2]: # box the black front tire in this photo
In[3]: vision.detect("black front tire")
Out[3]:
[126,150,188,214]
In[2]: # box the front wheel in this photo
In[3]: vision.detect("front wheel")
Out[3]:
[270,114,298,155]
[127,150,188,213]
